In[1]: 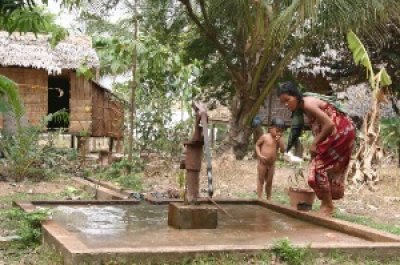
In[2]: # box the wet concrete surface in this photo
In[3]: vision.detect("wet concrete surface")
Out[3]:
[49,203,369,250]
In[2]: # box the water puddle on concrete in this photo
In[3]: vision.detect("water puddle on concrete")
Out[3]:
[49,203,368,249]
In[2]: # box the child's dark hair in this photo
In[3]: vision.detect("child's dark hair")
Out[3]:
[277,81,303,102]
[271,117,285,129]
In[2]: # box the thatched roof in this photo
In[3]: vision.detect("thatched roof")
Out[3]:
[0,32,99,74]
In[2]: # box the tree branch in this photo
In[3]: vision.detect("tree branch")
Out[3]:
[178,0,243,83]
[243,41,303,124]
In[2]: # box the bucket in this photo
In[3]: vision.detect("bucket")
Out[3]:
[288,187,316,211]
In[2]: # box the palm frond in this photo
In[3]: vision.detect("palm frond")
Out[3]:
[0,75,25,121]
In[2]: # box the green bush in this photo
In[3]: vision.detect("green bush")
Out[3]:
[381,117,400,153]
[97,159,143,190]
[4,208,49,248]
[116,173,143,190]
[272,238,312,265]
[0,109,71,182]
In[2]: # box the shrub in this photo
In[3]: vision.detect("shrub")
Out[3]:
[4,208,49,248]
[272,238,312,265]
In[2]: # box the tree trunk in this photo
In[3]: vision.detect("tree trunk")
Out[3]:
[398,143,400,168]
[217,91,260,159]
[345,98,382,189]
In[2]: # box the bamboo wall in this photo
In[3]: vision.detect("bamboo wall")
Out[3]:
[0,67,48,128]
[0,68,123,139]
[68,72,93,134]
[91,82,124,139]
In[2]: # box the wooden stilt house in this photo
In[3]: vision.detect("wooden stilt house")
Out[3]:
[0,32,124,145]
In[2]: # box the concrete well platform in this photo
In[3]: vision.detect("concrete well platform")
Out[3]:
[15,199,400,265]
[168,202,218,229]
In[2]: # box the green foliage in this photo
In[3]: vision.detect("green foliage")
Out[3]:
[0,75,24,125]
[115,173,143,191]
[347,30,392,94]
[92,35,134,76]
[27,246,64,265]
[380,118,400,153]
[334,212,400,235]
[0,5,69,42]
[44,108,69,128]
[82,3,205,159]
[0,109,73,181]
[60,185,93,199]
[48,24,69,47]
[76,63,95,80]
[1,126,46,181]
[97,159,143,190]
[347,30,374,83]
[3,208,49,248]
[272,238,312,265]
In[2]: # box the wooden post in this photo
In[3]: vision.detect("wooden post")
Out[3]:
[77,136,88,167]
[71,135,75,149]
[92,137,97,152]
[109,137,114,153]
[116,138,123,153]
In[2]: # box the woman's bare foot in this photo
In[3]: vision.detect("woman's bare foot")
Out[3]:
[319,202,335,217]
[319,199,335,217]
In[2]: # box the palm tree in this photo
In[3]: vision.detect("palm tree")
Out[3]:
[176,0,400,158]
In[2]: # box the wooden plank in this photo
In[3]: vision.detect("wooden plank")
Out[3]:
[25,104,47,112]
[85,79,92,100]
[70,72,76,98]
[92,87,105,136]
[69,106,92,114]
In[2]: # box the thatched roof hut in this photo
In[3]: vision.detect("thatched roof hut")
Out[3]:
[0,32,99,74]
[0,32,124,140]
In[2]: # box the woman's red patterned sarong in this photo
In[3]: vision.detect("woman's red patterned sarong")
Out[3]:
[308,103,356,200]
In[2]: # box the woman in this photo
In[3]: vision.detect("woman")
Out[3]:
[278,81,356,216]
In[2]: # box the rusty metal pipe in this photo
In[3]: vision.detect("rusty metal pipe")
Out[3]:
[183,140,203,204]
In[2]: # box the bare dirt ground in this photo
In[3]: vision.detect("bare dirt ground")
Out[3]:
[0,179,76,198]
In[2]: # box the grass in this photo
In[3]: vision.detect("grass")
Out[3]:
[271,189,290,204]
[334,211,400,235]
[271,238,313,265]
[0,184,91,264]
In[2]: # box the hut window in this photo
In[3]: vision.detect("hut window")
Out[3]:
[48,76,70,129]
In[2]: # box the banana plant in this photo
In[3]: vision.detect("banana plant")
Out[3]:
[345,30,393,186]
[347,30,392,96]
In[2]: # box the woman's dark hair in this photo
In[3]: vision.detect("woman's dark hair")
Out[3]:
[277,81,303,102]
